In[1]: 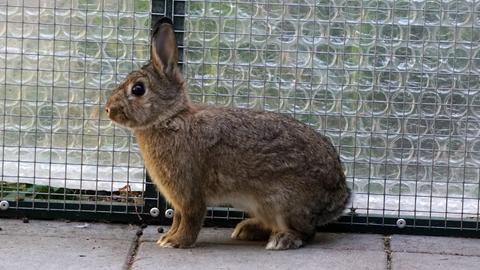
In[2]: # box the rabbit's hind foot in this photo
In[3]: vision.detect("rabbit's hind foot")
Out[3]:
[265,231,303,250]
[231,218,271,241]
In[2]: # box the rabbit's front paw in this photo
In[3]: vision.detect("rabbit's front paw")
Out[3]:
[265,231,303,250]
[157,235,195,249]
[156,233,170,245]
[156,226,177,245]
[231,218,270,241]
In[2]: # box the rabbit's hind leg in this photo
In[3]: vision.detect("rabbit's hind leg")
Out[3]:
[231,218,271,241]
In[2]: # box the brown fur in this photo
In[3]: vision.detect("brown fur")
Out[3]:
[105,18,350,250]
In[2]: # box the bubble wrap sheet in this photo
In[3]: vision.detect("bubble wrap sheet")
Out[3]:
[183,0,480,219]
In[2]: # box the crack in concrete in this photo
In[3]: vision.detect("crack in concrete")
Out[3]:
[396,250,480,258]
[383,235,392,270]
[124,227,143,270]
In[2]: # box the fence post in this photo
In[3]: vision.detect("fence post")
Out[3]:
[144,0,186,223]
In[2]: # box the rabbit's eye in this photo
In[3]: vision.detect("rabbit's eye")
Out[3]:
[131,83,146,96]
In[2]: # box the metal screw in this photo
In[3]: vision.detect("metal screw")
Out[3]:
[396,218,406,229]
[0,201,9,211]
[149,207,160,217]
[165,208,174,219]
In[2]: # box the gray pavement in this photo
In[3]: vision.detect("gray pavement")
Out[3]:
[0,218,479,270]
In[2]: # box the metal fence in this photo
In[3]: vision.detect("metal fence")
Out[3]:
[1,0,480,237]
[0,0,152,222]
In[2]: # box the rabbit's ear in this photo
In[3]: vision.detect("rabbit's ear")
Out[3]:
[151,17,178,76]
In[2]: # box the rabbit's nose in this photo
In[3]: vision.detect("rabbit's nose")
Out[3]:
[105,107,110,115]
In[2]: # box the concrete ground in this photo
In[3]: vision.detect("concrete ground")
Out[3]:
[0,219,479,270]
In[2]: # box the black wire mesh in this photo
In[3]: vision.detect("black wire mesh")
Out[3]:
[178,0,480,232]
[0,0,152,216]
[1,0,480,235]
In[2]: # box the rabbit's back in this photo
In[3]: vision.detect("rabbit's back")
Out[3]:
[194,106,342,179]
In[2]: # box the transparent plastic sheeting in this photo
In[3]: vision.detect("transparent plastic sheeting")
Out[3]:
[0,0,150,191]
[183,0,480,219]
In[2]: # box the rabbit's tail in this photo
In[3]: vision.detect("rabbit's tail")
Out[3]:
[316,184,352,227]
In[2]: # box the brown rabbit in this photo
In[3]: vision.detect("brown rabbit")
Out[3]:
[105,17,350,250]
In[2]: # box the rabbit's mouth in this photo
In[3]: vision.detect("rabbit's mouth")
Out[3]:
[108,110,134,128]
